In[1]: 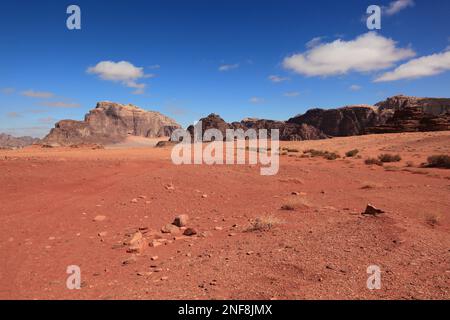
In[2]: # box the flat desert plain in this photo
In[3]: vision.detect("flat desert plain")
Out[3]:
[0,131,449,300]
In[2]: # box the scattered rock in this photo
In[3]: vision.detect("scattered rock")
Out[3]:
[362,204,385,216]
[122,255,137,265]
[137,271,152,276]
[151,256,159,261]
[149,240,162,247]
[214,226,223,231]
[131,198,138,203]
[161,224,180,234]
[173,214,189,227]
[98,231,108,237]
[127,238,147,254]
[165,183,175,191]
[183,228,197,236]
[93,215,106,222]
[201,194,208,198]
[126,231,147,254]
[128,231,143,245]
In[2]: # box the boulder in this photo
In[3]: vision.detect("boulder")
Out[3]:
[173,214,189,227]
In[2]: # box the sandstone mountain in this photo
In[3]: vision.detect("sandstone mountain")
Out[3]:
[42,102,181,146]
[181,95,450,142]
[0,133,40,149]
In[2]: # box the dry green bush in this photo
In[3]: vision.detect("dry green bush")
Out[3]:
[245,215,282,232]
[425,155,450,169]
[365,158,383,166]
[378,153,402,163]
[345,149,359,157]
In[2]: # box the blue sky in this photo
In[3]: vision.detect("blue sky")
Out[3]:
[1,0,449,137]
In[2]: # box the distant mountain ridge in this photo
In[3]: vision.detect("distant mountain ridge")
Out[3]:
[0,133,40,149]
[3,95,449,148]
[181,95,450,141]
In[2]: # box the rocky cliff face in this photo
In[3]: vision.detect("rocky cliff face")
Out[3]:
[0,133,40,149]
[185,113,327,141]
[42,102,181,146]
[367,106,450,134]
[376,95,450,116]
[287,105,390,137]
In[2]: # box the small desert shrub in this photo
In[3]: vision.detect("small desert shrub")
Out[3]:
[345,149,359,157]
[361,182,383,189]
[281,197,311,211]
[424,213,441,227]
[405,161,414,167]
[286,148,299,153]
[378,153,402,163]
[324,152,340,160]
[365,158,383,166]
[425,155,450,169]
[303,149,340,160]
[246,215,282,232]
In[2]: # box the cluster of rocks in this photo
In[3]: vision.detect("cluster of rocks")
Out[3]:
[41,102,181,146]
[120,214,197,257]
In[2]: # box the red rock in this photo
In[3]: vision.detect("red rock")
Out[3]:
[173,214,189,227]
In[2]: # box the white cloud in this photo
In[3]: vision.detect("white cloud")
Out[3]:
[87,60,149,94]
[306,36,324,49]
[21,90,55,98]
[375,51,450,82]
[218,63,239,72]
[384,0,414,16]
[268,75,289,83]
[283,32,415,77]
[39,101,80,108]
[148,64,160,69]
[1,87,15,95]
[349,85,362,91]
[249,97,264,104]
[38,116,56,124]
[6,111,22,118]
[283,91,300,97]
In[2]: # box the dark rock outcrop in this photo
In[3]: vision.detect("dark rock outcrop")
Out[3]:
[185,114,327,141]
[376,95,450,116]
[287,105,389,137]
[367,106,450,134]
[0,133,40,149]
[186,114,232,141]
[42,102,181,146]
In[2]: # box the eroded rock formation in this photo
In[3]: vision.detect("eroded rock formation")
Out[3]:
[42,102,181,146]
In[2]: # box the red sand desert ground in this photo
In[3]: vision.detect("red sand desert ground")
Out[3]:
[0,131,449,300]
